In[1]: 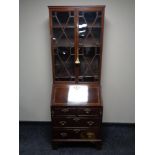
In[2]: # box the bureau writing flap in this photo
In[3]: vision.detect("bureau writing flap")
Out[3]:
[52,84,101,106]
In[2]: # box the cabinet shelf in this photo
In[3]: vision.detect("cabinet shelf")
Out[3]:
[79,39,100,47]
[53,39,100,47]
[52,24,101,28]
[55,76,75,78]
[53,25,74,28]
[79,44,100,47]
[53,40,74,47]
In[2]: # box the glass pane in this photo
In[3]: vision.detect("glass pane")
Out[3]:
[52,11,75,81]
[78,47,100,82]
[83,12,96,24]
[52,11,74,27]
[78,11,101,26]
[78,11,102,82]
[54,47,75,81]
[53,28,74,47]
[78,11,101,47]
[79,27,100,47]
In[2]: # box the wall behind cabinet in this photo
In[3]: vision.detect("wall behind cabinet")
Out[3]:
[19,0,135,123]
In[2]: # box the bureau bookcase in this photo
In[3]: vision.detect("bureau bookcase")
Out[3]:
[48,6,105,149]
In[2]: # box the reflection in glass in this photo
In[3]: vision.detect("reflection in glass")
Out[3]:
[79,23,87,29]
[68,85,88,105]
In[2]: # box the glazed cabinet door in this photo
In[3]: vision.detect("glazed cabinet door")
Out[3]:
[49,7,104,83]
[50,9,76,82]
[77,8,104,82]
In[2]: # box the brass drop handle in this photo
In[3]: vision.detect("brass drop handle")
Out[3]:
[60,132,67,137]
[73,117,80,122]
[84,108,91,114]
[59,121,66,126]
[61,108,69,113]
[87,132,95,139]
[75,48,80,64]
[73,129,80,133]
[87,121,94,126]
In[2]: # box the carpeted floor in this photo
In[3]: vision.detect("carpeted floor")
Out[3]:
[19,122,135,155]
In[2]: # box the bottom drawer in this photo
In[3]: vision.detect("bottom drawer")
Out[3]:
[53,128,101,140]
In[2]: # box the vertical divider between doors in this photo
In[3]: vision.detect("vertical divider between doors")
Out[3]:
[74,9,79,84]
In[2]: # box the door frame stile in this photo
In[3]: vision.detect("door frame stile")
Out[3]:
[74,9,79,84]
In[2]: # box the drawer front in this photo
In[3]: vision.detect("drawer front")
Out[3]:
[52,116,101,127]
[51,107,102,116]
[53,128,101,140]
[78,107,102,116]
[51,107,76,115]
